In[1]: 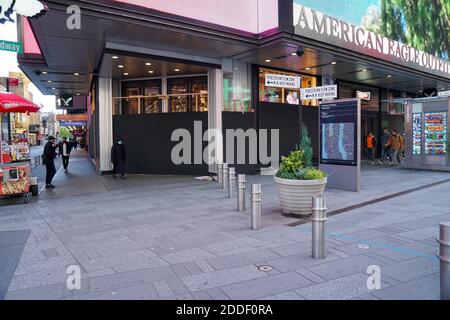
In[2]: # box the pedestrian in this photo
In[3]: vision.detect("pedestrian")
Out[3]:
[366,132,377,165]
[42,135,58,188]
[385,129,402,166]
[58,137,72,173]
[378,128,390,165]
[111,138,126,179]
[397,132,405,164]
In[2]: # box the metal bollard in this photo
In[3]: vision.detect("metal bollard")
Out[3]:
[217,163,223,187]
[437,222,450,300]
[250,184,262,230]
[312,196,327,259]
[237,174,246,211]
[228,167,235,198]
[222,163,228,191]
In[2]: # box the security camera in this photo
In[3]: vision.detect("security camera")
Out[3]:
[296,49,304,57]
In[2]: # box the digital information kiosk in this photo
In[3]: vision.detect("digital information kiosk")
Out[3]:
[319,98,361,192]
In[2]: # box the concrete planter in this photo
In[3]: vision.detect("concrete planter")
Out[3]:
[273,176,327,216]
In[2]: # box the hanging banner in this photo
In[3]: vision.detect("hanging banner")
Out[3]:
[301,85,337,100]
[265,74,300,89]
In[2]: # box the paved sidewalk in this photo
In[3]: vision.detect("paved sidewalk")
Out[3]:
[0,154,448,300]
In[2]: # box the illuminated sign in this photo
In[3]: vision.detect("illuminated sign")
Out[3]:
[0,0,47,24]
[356,91,371,101]
[293,4,450,78]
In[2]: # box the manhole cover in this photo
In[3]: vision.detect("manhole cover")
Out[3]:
[357,244,370,249]
[258,265,273,272]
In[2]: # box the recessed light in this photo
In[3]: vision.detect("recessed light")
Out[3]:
[265,59,271,63]
[148,70,154,74]
[123,73,129,76]
[174,69,180,72]
[305,67,311,70]
[145,62,152,66]
[362,69,368,72]
[290,52,297,56]
[387,75,392,78]
[74,73,79,76]
[76,93,80,96]
[41,71,47,75]
[51,87,55,90]
[331,61,337,65]
[47,80,52,83]
[112,56,119,59]
[118,65,124,68]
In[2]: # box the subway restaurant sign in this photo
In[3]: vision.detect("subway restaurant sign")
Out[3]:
[0,40,23,53]
[293,4,450,78]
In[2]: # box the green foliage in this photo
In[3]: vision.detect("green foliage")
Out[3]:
[59,127,71,139]
[276,125,327,181]
[380,0,450,59]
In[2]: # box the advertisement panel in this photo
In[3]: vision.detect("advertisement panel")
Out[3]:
[293,0,450,78]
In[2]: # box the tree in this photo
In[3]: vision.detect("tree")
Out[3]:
[380,0,450,59]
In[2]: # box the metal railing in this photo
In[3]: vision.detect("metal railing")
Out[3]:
[113,93,208,115]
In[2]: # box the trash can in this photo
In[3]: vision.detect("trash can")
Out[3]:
[30,177,39,196]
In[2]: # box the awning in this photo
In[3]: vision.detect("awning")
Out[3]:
[0,92,41,113]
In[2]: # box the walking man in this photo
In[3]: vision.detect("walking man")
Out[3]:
[378,128,390,165]
[385,129,403,166]
[59,137,72,173]
[43,135,58,188]
[366,132,377,165]
[111,138,126,179]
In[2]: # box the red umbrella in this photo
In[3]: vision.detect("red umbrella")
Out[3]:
[0,92,41,113]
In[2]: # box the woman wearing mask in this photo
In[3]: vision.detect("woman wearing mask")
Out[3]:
[111,138,126,179]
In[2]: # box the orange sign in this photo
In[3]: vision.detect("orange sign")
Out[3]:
[56,114,87,122]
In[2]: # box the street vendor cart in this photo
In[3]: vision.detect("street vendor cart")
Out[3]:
[0,92,40,203]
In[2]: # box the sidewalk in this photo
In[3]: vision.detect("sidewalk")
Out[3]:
[0,153,448,300]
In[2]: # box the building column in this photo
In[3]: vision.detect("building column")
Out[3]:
[207,68,223,173]
[98,76,113,172]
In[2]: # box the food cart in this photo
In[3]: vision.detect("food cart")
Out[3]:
[0,92,40,203]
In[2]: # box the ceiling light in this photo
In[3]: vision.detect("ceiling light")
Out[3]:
[145,62,152,66]
[47,80,52,83]
[290,52,297,56]
[148,70,154,74]
[76,93,80,96]
[362,69,368,72]
[41,71,47,75]
[265,59,271,63]
[51,87,55,90]
[387,75,392,78]
[174,69,180,72]
[112,56,119,59]
[305,67,311,70]
[331,61,337,65]
[118,65,124,68]
[123,73,129,76]
[74,73,79,76]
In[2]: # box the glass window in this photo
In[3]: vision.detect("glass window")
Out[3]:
[223,61,252,112]
[168,78,188,113]
[143,80,162,114]
[121,83,140,115]
[190,77,208,112]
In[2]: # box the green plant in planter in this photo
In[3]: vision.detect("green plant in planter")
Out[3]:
[276,125,327,180]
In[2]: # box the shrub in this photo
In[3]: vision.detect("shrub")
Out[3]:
[275,125,327,180]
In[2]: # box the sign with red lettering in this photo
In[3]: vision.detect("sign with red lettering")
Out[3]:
[7,78,19,87]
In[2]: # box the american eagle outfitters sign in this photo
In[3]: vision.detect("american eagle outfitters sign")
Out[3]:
[293,4,450,79]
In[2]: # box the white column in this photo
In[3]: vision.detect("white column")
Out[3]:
[162,76,168,113]
[207,68,223,173]
[98,76,113,172]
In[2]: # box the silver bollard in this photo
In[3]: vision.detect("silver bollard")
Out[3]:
[237,174,246,212]
[228,167,235,198]
[217,163,223,187]
[312,196,327,259]
[250,184,262,230]
[437,222,450,300]
[222,163,229,191]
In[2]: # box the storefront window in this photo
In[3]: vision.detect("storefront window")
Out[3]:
[223,61,252,112]
[122,83,140,115]
[258,67,318,106]
[168,76,207,113]
[143,80,162,114]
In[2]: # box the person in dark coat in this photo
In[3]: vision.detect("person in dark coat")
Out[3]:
[58,137,73,173]
[111,138,126,179]
[43,135,58,188]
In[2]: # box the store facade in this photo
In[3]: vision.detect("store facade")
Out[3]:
[16,0,450,175]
